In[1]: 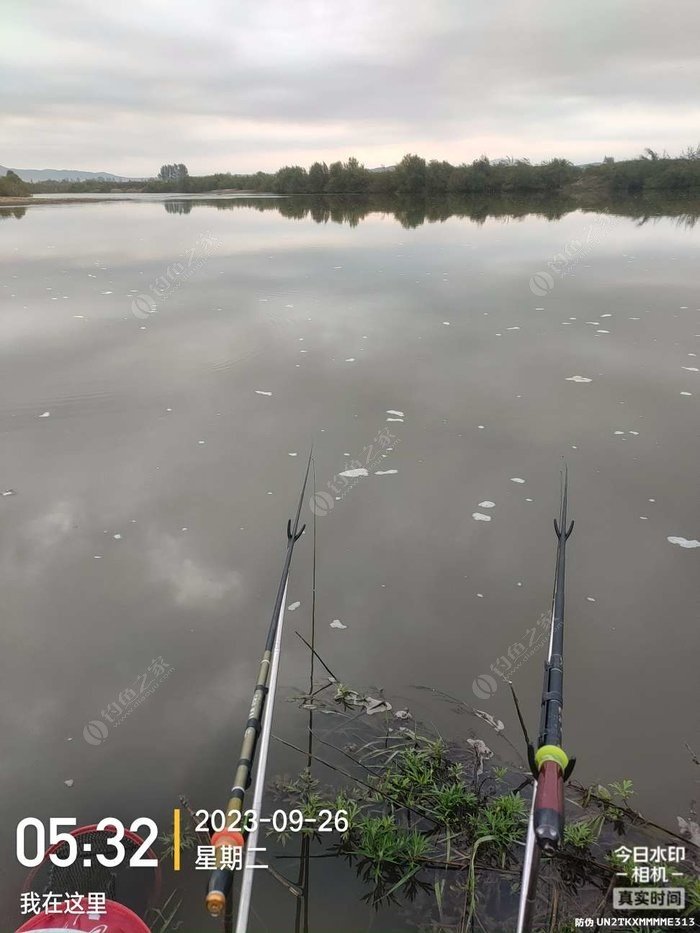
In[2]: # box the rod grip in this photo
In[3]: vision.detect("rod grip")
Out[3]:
[206,868,232,916]
[533,759,564,853]
[206,830,244,916]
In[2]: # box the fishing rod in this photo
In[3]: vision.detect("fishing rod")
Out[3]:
[515,464,576,933]
[206,451,312,926]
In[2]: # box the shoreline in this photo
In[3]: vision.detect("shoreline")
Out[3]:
[0,195,134,206]
[0,189,274,208]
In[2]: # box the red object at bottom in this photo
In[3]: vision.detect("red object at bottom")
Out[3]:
[16,900,150,933]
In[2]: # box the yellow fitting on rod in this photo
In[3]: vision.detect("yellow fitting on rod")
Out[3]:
[534,744,569,772]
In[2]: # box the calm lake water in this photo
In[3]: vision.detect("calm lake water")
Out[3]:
[1,195,698,930]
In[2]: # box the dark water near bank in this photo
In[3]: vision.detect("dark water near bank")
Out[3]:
[0,195,698,930]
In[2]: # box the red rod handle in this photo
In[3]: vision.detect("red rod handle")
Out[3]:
[533,759,564,853]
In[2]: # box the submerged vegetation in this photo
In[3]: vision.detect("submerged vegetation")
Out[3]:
[250,675,699,932]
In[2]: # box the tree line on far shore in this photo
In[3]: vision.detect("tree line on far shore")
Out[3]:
[0,170,31,197]
[17,145,700,197]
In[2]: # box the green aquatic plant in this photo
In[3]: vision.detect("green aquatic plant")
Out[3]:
[157,824,197,861]
[429,780,478,827]
[563,815,604,850]
[608,778,635,802]
[345,814,432,905]
[469,793,527,860]
[272,672,693,931]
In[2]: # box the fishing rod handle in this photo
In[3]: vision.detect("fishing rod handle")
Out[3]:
[533,759,564,853]
[207,866,235,916]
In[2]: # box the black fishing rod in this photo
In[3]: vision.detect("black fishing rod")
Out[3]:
[206,451,312,924]
[515,464,576,933]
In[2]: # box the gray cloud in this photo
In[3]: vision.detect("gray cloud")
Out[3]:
[1,0,699,175]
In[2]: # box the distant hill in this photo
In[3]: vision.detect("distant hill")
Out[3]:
[0,164,140,182]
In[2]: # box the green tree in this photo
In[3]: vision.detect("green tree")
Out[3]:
[325,161,346,193]
[157,163,189,184]
[426,160,453,194]
[308,161,330,192]
[0,170,30,197]
[273,165,309,194]
[343,157,370,193]
[394,154,427,194]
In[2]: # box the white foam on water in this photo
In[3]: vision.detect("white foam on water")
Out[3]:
[340,468,368,478]
[330,619,347,629]
[255,390,272,396]
[472,513,492,521]
[478,501,495,508]
[566,376,592,383]
[2,490,16,497]
[667,536,700,548]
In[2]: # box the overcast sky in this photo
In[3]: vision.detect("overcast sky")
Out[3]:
[2,0,699,176]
